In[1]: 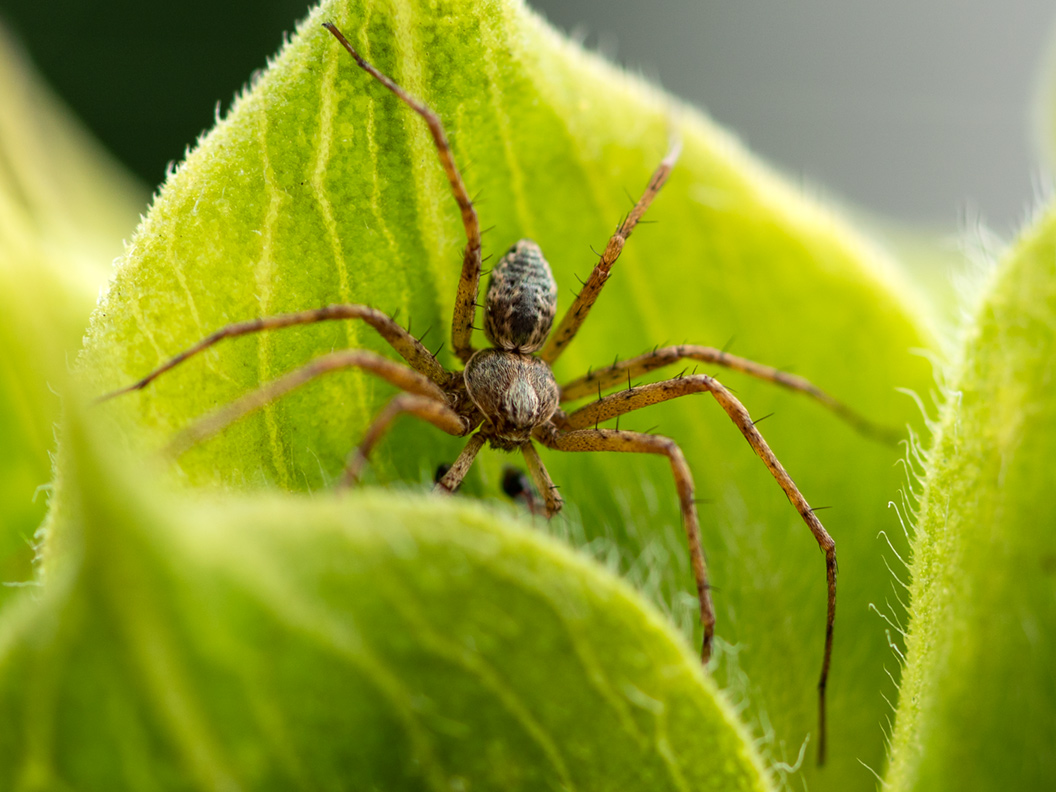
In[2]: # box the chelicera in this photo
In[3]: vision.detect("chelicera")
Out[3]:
[103,21,895,764]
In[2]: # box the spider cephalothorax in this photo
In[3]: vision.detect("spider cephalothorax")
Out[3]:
[464,349,558,451]
[103,21,898,765]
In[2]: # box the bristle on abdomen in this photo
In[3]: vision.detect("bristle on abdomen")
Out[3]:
[483,240,557,354]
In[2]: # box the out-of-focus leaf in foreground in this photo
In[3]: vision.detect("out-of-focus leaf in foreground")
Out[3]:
[884,204,1056,790]
[0,24,143,602]
[0,402,773,791]
[64,0,936,785]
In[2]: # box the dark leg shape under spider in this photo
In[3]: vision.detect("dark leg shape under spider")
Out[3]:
[502,467,548,517]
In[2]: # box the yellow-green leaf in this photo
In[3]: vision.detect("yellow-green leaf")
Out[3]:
[1,401,773,791]
[0,23,143,603]
[62,0,936,786]
[885,203,1056,790]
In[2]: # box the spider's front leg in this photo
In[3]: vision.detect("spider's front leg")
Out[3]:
[432,439,563,518]
[433,433,487,494]
[341,394,476,487]
[99,304,449,404]
[520,442,564,517]
[324,23,482,365]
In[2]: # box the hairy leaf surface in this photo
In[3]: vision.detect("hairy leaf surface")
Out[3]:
[62,0,935,785]
[1,405,773,791]
[0,25,143,604]
[885,204,1056,790]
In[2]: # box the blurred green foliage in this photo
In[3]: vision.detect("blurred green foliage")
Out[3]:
[1,0,1054,788]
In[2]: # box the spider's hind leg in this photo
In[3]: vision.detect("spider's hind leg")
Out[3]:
[342,394,474,487]
[540,139,681,365]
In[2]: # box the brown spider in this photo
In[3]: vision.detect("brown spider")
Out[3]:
[101,21,895,764]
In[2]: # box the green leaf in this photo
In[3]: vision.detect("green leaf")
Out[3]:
[64,0,935,786]
[0,24,143,603]
[884,204,1056,790]
[1,401,774,791]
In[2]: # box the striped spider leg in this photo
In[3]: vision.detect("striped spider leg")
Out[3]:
[540,373,839,764]
[97,20,879,768]
[101,23,492,485]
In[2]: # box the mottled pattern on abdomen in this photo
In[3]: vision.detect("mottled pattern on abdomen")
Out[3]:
[483,239,557,353]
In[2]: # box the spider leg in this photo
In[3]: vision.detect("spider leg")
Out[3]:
[535,425,715,660]
[560,344,900,444]
[501,467,549,517]
[165,349,449,458]
[520,442,564,517]
[99,304,448,403]
[434,432,487,494]
[560,372,836,765]
[539,139,681,366]
[341,394,473,487]
[324,24,482,365]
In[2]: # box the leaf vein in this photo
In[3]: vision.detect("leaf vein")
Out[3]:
[390,0,452,297]
[214,535,453,792]
[478,14,537,238]
[312,48,354,339]
[256,108,291,487]
[381,578,577,788]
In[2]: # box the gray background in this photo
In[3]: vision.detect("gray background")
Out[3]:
[2,1,1054,233]
[529,1,1056,233]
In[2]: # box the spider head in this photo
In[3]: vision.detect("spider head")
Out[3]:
[463,348,559,450]
[483,239,558,354]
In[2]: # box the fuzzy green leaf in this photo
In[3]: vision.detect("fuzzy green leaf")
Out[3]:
[0,402,773,791]
[0,25,143,603]
[64,0,935,786]
[884,204,1056,790]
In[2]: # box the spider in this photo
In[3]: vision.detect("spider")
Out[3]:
[102,21,893,764]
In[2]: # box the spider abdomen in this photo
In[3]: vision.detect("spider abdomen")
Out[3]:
[464,348,558,449]
[483,239,558,354]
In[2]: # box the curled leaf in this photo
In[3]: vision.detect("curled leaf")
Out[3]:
[66,0,935,785]
[0,402,774,791]
[885,204,1056,790]
[0,23,143,600]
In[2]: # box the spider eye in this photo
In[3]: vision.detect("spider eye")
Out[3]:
[483,239,557,353]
